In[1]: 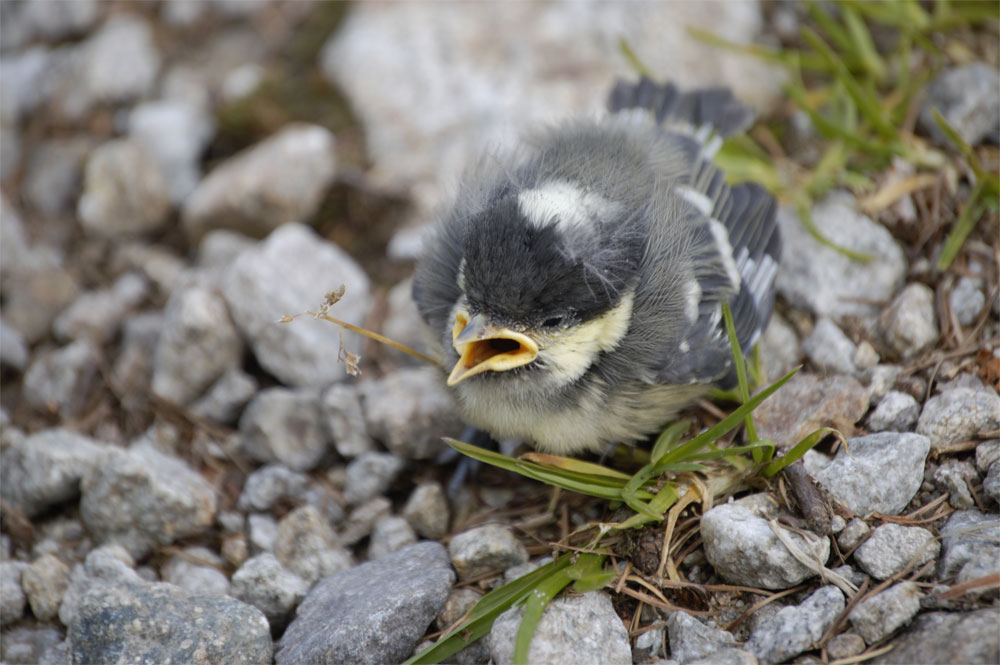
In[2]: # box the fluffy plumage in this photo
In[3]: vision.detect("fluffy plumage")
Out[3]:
[413,77,781,455]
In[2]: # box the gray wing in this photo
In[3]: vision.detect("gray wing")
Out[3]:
[610,78,780,387]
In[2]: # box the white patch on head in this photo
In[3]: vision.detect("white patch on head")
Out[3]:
[537,290,635,387]
[517,180,621,232]
[679,340,690,353]
[676,185,714,217]
[456,258,467,291]
[706,218,741,290]
[683,279,701,323]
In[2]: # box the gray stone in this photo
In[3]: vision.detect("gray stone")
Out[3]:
[321,383,375,458]
[917,387,1000,449]
[368,515,418,560]
[274,505,352,586]
[867,391,920,432]
[985,461,1000,504]
[23,137,93,217]
[871,609,999,665]
[878,283,939,358]
[129,100,215,203]
[340,497,392,546]
[757,313,800,380]
[0,125,18,182]
[220,223,371,387]
[321,2,780,223]
[152,283,243,405]
[437,587,483,630]
[934,459,978,509]
[812,432,929,516]
[754,373,869,450]
[110,311,162,406]
[700,500,830,590]
[0,317,28,370]
[359,366,463,459]
[776,194,906,321]
[853,524,939,580]
[0,46,52,122]
[666,611,737,664]
[687,649,757,665]
[238,464,315,513]
[836,518,870,552]
[0,623,65,665]
[852,341,880,372]
[862,364,903,405]
[745,586,844,664]
[920,63,1000,147]
[69,578,271,665]
[161,546,230,597]
[277,542,454,665]
[23,339,100,418]
[183,124,336,240]
[58,545,142,627]
[231,553,308,629]
[0,561,26,625]
[248,513,278,553]
[950,276,987,327]
[79,444,218,558]
[0,428,106,516]
[802,318,856,376]
[849,581,921,645]
[189,367,258,424]
[975,439,1000,472]
[403,481,450,540]
[826,632,865,660]
[449,524,529,579]
[53,272,148,343]
[17,0,101,41]
[50,14,160,120]
[937,509,1000,580]
[343,452,405,505]
[634,626,666,663]
[490,592,631,665]
[78,138,171,237]
[239,387,329,472]
[22,554,71,621]
[111,242,188,296]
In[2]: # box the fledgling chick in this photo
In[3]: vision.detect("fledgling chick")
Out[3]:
[413,77,781,456]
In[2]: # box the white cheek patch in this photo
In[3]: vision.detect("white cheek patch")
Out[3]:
[539,291,635,386]
[683,279,701,323]
[517,180,621,232]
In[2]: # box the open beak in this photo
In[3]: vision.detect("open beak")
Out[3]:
[447,311,539,386]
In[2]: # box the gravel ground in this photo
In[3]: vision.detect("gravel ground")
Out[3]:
[1,2,998,665]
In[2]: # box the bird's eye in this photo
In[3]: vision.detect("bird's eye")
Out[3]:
[542,316,564,328]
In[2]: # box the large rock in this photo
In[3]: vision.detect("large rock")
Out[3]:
[220,223,371,388]
[77,138,171,237]
[489,592,632,665]
[919,63,1000,147]
[152,283,243,405]
[0,428,107,517]
[69,579,271,665]
[775,194,906,321]
[277,542,454,665]
[812,432,930,516]
[182,124,336,241]
[321,2,782,222]
[79,444,218,558]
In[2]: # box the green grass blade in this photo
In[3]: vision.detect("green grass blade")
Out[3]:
[404,555,574,664]
[801,27,895,138]
[514,566,575,664]
[653,367,799,471]
[760,427,841,477]
[651,421,691,463]
[937,184,986,271]
[841,3,887,81]
[721,302,758,455]
[618,38,655,79]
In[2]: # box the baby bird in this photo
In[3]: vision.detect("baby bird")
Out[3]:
[413,77,781,456]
